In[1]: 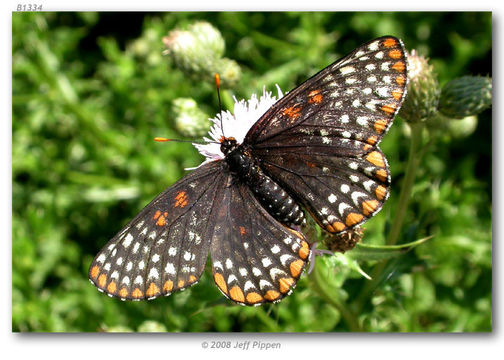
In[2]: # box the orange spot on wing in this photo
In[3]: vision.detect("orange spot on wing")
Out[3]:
[264,290,281,301]
[214,273,228,294]
[333,222,346,232]
[239,226,246,235]
[383,38,397,48]
[177,279,185,288]
[229,286,245,303]
[392,61,406,72]
[396,75,406,86]
[366,135,378,145]
[279,277,295,293]
[345,213,364,227]
[163,280,174,292]
[388,49,402,59]
[119,287,129,298]
[375,169,388,182]
[374,119,388,134]
[381,104,397,115]
[298,241,310,260]
[366,151,386,168]
[362,200,379,216]
[189,275,197,283]
[90,265,100,279]
[392,88,403,101]
[375,185,387,200]
[156,215,166,226]
[174,191,188,208]
[308,89,323,104]
[282,105,302,119]
[327,221,346,233]
[131,288,144,299]
[246,292,263,304]
[289,259,304,278]
[98,274,107,288]
[146,282,160,297]
[107,281,117,294]
[153,210,162,220]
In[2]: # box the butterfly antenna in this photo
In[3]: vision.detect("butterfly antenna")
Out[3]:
[154,137,210,145]
[215,73,225,138]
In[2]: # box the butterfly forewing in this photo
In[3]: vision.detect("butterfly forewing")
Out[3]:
[247,36,407,234]
[246,36,407,147]
[89,161,225,300]
[209,178,310,305]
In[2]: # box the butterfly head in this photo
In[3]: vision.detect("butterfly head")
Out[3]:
[190,86,284,169]
[219,136,239,156]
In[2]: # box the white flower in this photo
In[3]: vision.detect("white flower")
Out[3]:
[190,85,284,168]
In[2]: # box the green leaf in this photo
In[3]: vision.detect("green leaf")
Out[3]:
[348,236,434,262]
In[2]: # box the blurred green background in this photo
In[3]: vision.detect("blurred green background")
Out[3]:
[12,12,492,332]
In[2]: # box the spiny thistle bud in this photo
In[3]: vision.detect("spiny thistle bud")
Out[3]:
[189,21,225,58]
[438,76,492,119]
[172,98,210,138]
[162,21,240,86]
[323,227,364,253]
[399,50,440,123]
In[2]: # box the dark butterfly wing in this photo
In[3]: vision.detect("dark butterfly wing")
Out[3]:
[89,161,226,300]
[245,36,408,233]
[208,175,310,305]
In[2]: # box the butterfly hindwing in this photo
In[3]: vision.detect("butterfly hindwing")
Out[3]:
[89,161,226,300]
[260,149,390,233]
[209,176,310,305]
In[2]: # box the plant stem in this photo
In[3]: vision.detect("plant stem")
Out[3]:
[309,261,362,331]
[353,122,424,312]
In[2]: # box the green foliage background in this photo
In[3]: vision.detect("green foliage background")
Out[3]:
[12,12,492,332]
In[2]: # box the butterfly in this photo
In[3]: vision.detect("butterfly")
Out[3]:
[89,36,408,306]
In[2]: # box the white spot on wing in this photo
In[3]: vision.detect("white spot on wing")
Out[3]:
[262,258,272,268]
[338,203,352,216]
[271,245,281,254]
[165,262,175,275]
[368,41,379,51]
[339,66,355,75]
[148,268,159,279]
[363,180,374,192]
[123,233,134,248]
[96,254,106,264]
[351,191,368,206]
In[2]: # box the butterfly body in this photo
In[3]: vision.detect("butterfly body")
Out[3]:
[223,138,305,226]
[89,36,408,306]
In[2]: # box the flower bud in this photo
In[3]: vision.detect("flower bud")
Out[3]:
[399,50,440,123]
[446,115,478,138]
[172,98,210,138]
[439,76,492,118]
[189,21,225,58]
[214,58,242,88]
[323,227,364,253]
[162,21,239,85]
